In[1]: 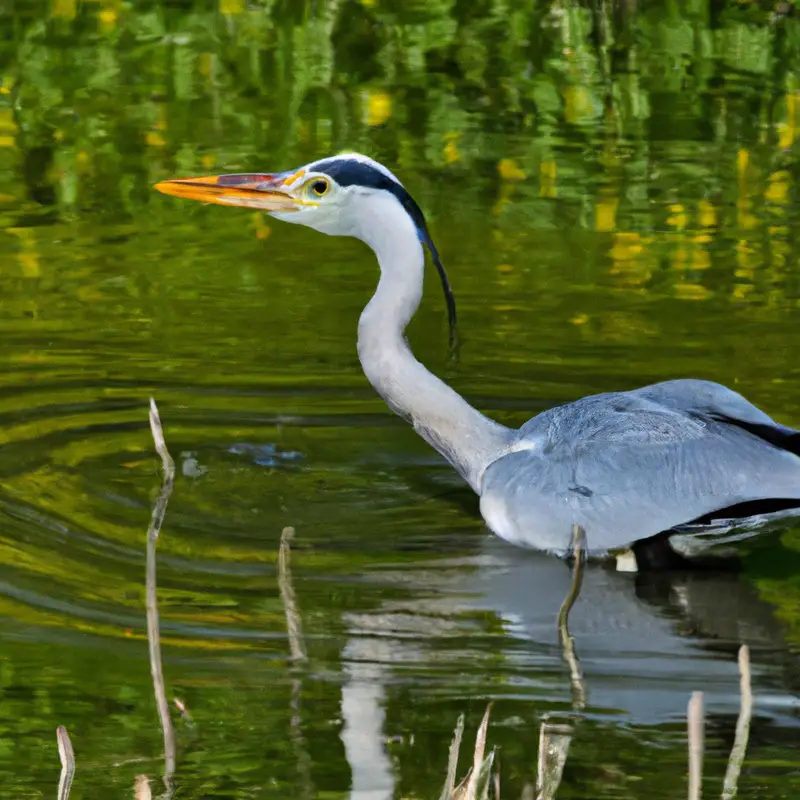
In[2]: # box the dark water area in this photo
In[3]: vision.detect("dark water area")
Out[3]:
[1,0,800,797]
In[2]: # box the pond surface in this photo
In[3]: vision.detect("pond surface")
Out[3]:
[2,0,800,797]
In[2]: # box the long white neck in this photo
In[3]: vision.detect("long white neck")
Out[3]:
[353,192,511,493]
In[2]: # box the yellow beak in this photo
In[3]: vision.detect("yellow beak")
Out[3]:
[154,173,301,212]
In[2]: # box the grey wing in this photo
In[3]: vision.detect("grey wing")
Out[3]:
[480,418,800,556]
[635,378,797,433]
[517,378,796,445]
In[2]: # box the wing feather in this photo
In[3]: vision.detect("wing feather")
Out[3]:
[482,380,800,556]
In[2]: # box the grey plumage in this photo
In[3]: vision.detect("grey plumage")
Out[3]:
[481,380,800,556]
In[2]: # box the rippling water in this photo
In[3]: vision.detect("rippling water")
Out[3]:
[2,0,800,797]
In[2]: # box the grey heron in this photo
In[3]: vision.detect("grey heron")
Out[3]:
[155,153,800,565]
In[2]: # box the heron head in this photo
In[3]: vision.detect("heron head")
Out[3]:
[156,153,426,236]
[155,153,457,342]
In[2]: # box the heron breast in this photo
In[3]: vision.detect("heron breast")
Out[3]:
[479,492,527,546]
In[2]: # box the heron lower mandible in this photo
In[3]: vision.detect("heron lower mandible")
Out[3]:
[156,153,800,568]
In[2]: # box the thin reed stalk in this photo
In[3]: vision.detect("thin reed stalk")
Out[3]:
[687,691,704,800]
[56,726,75,800]
[722,645,752,800]
[146,398,177,785]
[279,526,307,663]
[557,524,587,711]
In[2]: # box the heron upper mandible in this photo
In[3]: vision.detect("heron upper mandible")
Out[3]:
[156,153,800,568]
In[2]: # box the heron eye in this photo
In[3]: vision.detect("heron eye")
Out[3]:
[310,179,329,196]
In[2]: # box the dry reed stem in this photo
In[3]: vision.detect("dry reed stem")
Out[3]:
[278,526,307,663]
[461,702,493,800]
[56,726,75,800]
[134,775,153,800]
[536,722,573,800]
[534,524,587,800]
[722,645,753,800]
[149,398,175,475]
[56,726,74,772]
[146,398,177,781]
[440,704,495,800]
[440,714,466,800]
[687,691,704,800]
[557,524,587,711]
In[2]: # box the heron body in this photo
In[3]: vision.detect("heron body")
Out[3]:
[156,154,800,562]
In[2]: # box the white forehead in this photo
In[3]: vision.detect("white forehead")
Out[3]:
[306,152,404,186]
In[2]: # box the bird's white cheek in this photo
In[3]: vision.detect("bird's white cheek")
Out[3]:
[304,211,358,238]
[268,210,305,225]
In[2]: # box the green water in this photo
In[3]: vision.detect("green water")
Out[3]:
[2,0,800,797]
